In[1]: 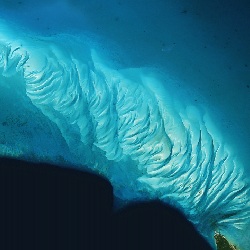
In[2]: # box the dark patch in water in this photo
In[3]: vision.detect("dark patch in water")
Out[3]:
[0,157,212,250]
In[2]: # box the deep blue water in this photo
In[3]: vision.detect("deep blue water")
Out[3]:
[0,0,250,249]
[0,157,212,250]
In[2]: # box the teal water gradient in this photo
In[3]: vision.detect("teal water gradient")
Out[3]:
[0,1,250,249]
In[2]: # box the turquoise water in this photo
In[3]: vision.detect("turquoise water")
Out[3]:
[0,1,250,249]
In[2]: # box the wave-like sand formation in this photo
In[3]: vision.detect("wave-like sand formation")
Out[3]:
[0,21,249,249]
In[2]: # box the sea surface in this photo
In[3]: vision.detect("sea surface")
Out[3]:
[0,1,249,249]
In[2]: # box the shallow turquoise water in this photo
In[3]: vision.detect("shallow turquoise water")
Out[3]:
[0,1,250,249]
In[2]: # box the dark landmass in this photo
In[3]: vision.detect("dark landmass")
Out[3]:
[0,157,212,250]
[214,232,238,250]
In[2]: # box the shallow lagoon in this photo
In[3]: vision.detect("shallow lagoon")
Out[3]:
[0,1,250,249]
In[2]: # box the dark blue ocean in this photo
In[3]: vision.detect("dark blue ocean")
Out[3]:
[0,1,249,249]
